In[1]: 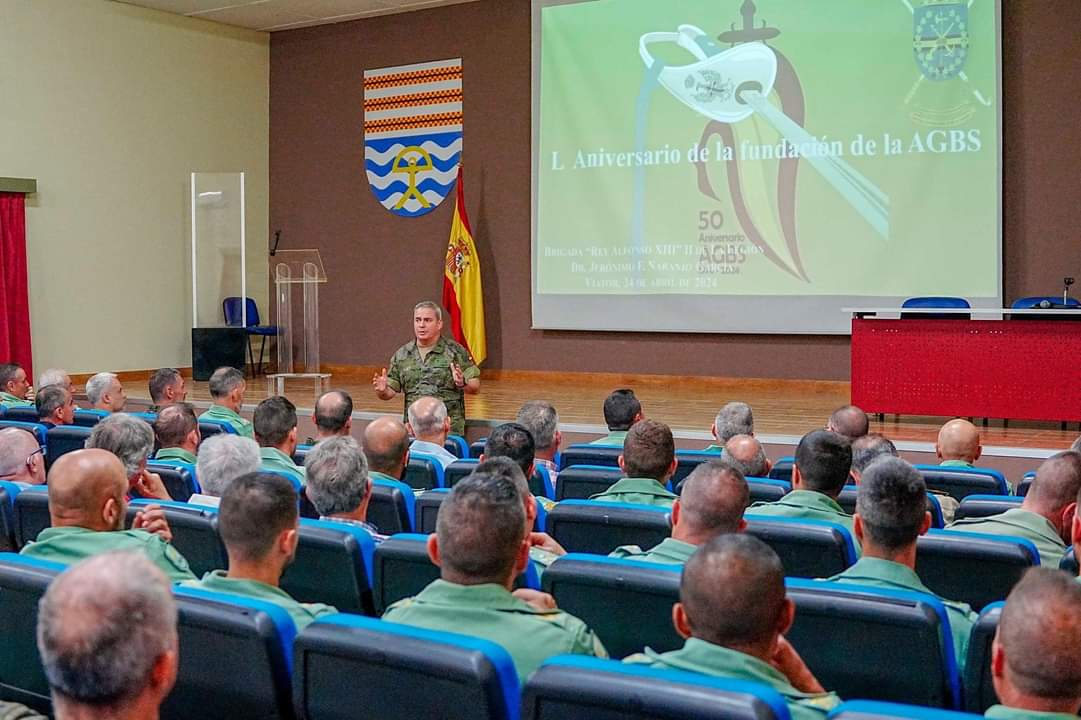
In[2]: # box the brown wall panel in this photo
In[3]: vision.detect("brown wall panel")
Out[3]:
[270,0,1081,382]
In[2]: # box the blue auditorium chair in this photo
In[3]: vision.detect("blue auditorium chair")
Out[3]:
[445,458,479,487]
[744,516,857,578]
[129,411,158,424]
[445,434,469,458]
[197,420,231,439]
[292,443,312,466]
[168,586,295,720]
[555,465,623,501]
[828,700,981,719]
[1015,471,1034,496]
[541,554,681,659]
[470,437,487,458]
[544,500,670,555]
[900,296,972,320]
[127,499,225,577]
[147,461,199,502]
[1,406,41,423]
[671,450,719,485]
[280,518,376,616]
[0,419,47,446]
[73,408,108,427]
[915,530,1037,611]
[768,456,794,483]
[558,444,623,471]
[403,452,446,490]
[293,615,518,720]
[914,465,1008,500]
[745,477,790,503]
[0,481,23,551]
[523,655,792,720]
[223,296,278,375]
[786,579,962,709]
[13,486,50,547]
[962,602,1001,713]
[416,489,547,534]
[0,553,63,713]
[1061,546,1078,574]
[368,476,416,534]
[833,487,946,530]
[953,495,1023,520]
[44,424,92,469]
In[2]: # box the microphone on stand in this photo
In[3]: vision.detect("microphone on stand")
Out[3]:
[1064,276,1075,305]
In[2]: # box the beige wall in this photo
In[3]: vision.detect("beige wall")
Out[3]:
[0,0,269,375]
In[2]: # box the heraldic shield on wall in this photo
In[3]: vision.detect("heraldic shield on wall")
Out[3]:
[363,58,462,217]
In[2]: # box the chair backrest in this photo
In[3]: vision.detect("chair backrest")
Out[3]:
[223,296,262,327]
[1,406,41,423]
[1016,472,1034,497]
[671,451,718,486]
[0,420,47,446]
[1011,295,1081,309]
[786,579,961,709]
[293,614,519,720]
[558,444,623,471]
[44,424,92,470]
[767,456,794,483]
[954,495,1024,521]
[545,500,670,555]
[13,486,51,547]
[541,554,682,660]
[126,499,225,577]
[914,465,1008,500]
[744,516,857,578]
[0,481,23,552]
[292,444,311,466]
[531,465,554,499]
[416,489,546,535]
[368,476,415,534]
[147,461,198,502]
[555,465,623,501]
[168,586,295,720]
[445,434,469,458]
[72,408,108,427]
[403,453,445,490]
[1061,546,1078,574]
[0,553,64,713]
[962,602,1001,714]
[280,519,375,616]
[198,420,228,439]
[900,296,972,320]
[523,655,791,720]
[828,700,982,719]
[745,477,790,503]
[915,529,1037,611]
[470,437,487,458]
[836,486,858,514]
[445,458,480,487]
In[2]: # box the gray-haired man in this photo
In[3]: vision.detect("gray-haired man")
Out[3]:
[305,436,384,540]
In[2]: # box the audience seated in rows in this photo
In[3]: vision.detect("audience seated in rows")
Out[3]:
[85,372,126,413]
[307,390,353,444]
[181,471,336,631]
[749,430,854,536]
[382,471,606,682]
[479,422,536,485]
[950,451,1081,567]
[936,418,982,468]
[723,434,771,477]
[826,405,868,441]
[305,436,383,540]
[37,368,73,394]
[612,459,749,564]
[87,414,170,500]
[254,396,305,486]
[38,551,179,720]
[705,401,754,452]
[987,568,1081,719]
[35,384,75,429]
[0,363,33,408]
[198,367,252,438]
[0,427,45,485]
[147,367,187,413]
[849,433,897,484]
[362,416,410,484]
[827,456,976,669]
[20,449,195,582]
[590,419,678,507]
[152,403,200,465]
[516,400,562,484]
[589,388,642,446]
[189,433,261,508]
[477,455,566,570]
[624,534,841,719]
[407,396,457,469]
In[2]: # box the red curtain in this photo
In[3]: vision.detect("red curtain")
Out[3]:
[0,193,32,376]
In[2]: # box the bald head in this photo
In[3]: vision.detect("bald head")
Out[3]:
[676,460,749,543]
[680,535,787,649]
[723,434,770,477]
[1025,451,1081,534]
[314,390,352,437]
[936,418,981,464]
[47,449,128,531]
[994,568,1081,709]
[827,405,868,440]
[363,416,410,477]
[407,396,450,441]
[0,427,45,485]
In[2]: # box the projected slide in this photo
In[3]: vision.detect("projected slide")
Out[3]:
[531,0,1000,333]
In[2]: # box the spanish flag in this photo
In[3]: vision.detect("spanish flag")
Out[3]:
[442,167,487,364]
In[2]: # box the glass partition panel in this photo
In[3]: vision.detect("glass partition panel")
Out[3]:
[191,172,245,328]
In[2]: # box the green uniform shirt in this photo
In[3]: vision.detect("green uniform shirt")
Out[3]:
[183,569,336,632]
[198,405,254,438]
[155,447,197,465]
[21,526,196,583]
[260,447,306,486]
[949,507,1066,567]
[588,431,627,446]
[590,477,677,508]
[702,444,724,453]
[610,537,696,564]
[0,702,45,720]
[939,459,975,468]
[383,579,607,683]
[827,557,976,670]
[0,392,32,409]
[624,639,840,720]
[749,490,857,538]
[386,336,479,436]
[984,706,1076,720]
